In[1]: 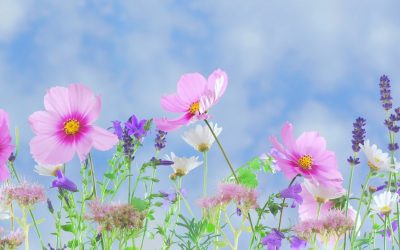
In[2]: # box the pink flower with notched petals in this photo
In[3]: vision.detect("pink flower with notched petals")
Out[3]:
[154,69,228,131]
[29,84,118,164]
[0,110,14,181]
[269,122,343,186]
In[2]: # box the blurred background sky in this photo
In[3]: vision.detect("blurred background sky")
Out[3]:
[1,0,400,249]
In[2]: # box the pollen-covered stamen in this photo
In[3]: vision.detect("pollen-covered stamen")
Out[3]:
[188,101,200,115]
[298,154,313,170]
[64,119,80,135]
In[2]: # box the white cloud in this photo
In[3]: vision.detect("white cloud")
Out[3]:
[0,0,30,42]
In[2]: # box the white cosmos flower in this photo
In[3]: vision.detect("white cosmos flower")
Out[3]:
[34,164,64,176]
[370,191,399,216]
[361,140,398,172]
[303,179,346,203]
[182,123,222,152]
[165,152,202,178]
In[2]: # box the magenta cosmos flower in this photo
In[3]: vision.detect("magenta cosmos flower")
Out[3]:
[154,69,228,131]
[0,109,14,181]
[29,84,118,164]
[269,122,343,186]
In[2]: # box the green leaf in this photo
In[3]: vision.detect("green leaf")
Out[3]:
[213,241,228,248]
[131,197,150,211]
[237,168,258,188]
[104,172,116,180]
[61,224,74,232]
[268,203,280,216]
[67,240,79,248]
[206,222,216,233]
[248,158,261,171]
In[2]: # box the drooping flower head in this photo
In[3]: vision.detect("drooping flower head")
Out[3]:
[29,84,118,164]
[279,183,303,208]
[261,229,285,250]
[269,122,343,186]
[165,152,202,179]
[182,122,222,152]
[290,236,307,250]
[370,191,399,216]
[0,109,14,181]
[361,140,398,172]
[154,69,228,131]
[51,169,78,192]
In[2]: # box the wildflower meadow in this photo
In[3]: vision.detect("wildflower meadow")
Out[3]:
[2,1,400,250]
[0,70,400,250]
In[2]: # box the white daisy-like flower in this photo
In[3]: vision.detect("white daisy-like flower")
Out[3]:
[370,191,399,216]
[165,152,202,178]
[303,179,346,203]
[182,123,222,152]
[0,201,10,220]
[34,164,64,177]
[361,140,398,172]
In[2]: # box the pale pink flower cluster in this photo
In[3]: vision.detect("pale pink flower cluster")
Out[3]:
[0,228,24,249]
[294,209,354,243]
[198,183,258,211]
[1,182,46,208]
[87,200,146,232]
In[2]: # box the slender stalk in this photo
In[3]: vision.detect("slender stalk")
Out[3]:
[88,154,97,198]
[204,119,255,235]
[343,155,357,250]
[384,216,388,250]
[167,177,183,248]
[139,167,157,250]
[203,151,208,197]
[277,175,300,231]
[350,171,372,248]
[204,120,238,182]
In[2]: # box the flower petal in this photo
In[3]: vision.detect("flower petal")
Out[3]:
[177,73,207,103]
[44,86,71,117]
[68,84,101,123]
[91,126,118,151]
[154,113,192,131]
[160,93,188,113]
[30,135,75,164]
[28,111,59,135]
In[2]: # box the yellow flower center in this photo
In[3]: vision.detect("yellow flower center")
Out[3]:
[315,196,327,203]
[367,161,380,171]
[188,101,200,115]
[64,119,80,135]
[298,155,313,170]
[380,205,392,215]
[197,143,209,152]
[175,168,187,177]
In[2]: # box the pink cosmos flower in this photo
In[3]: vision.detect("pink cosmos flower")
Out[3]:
[299,182,334,221]
[154,69,228,131]
[0,110,14,181]
[269,122,343,186]
[29,84,118,164]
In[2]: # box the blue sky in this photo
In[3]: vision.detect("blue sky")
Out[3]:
[1,0,400,248]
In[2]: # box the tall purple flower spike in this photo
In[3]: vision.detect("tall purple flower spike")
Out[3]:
[52,170,78,192]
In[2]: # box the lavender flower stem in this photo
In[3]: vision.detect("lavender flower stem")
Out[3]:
[343,154,356,250]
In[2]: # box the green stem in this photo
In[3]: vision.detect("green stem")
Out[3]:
[88,154,97,198]
[203,151,208,197]
[384,216,388,250]
[139,167,157,250]
[350,171,372,248]
[343,157,356,250]
[204,120,238,182]
[277,175,300,231]
[204,119,255,234]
